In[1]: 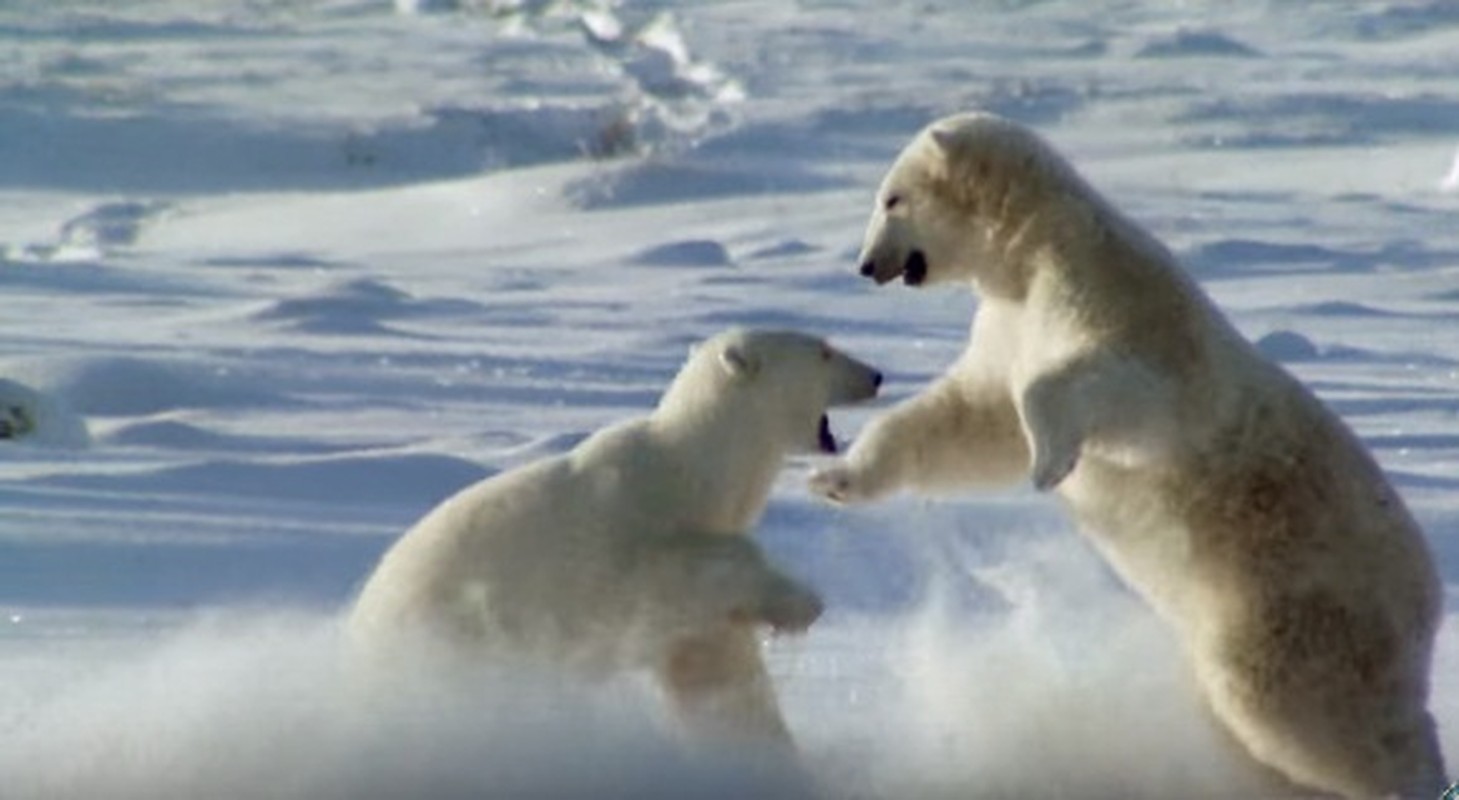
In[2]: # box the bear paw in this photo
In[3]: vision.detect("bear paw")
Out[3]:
[808,463,875,505]
[1030,447,1079,491]
[763,584,823,634]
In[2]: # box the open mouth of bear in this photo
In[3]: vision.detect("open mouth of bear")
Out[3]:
[817,414,837,454]
[903,250,928,286]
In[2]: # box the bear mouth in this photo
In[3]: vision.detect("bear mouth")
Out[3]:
[817,414,837,454]
[903,250,928,286]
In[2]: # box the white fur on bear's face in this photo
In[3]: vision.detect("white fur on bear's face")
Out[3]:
[858,132,993,289]
[665,328,882,456]
[715,329,882,455]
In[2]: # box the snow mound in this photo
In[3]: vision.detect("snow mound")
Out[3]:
[96,418,347,456]
[248,278,482,337]
[0,2,743,195]
[1135,29,1261,59]
[1254,329,1321,362]
[46,451,488,509]
[748,240,819,260]
[1177,91,1459,148]
[1343,1,1459,41]
[631,239,732,268]
[394,0,462,13]
[1186,238,1346,275]
[58,201,170,253]
[1,356,290,417]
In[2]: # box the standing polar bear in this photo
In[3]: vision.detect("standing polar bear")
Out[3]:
[350,327,881,750]
[810,112,1447,797]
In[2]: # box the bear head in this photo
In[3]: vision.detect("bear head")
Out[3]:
[857,111,1068,294]
[657,328,882,456]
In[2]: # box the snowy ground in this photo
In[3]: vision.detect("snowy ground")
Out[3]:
[2,1,1459,797]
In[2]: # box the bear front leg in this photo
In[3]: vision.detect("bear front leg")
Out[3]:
[1018,369,1086,491]
[1017,352,1177,491]
[809,377,1028,504]
[656,625,795,751]
[742,566,824,635]
[665,532,824,634]
[652,536,817,753]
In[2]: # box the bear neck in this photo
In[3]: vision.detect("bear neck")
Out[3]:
[649,391,786,534]
[945,140,1105,302]
[999,199,1099,297]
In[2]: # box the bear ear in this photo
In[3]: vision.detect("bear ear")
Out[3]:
[718,345,759,380]
[930,126,958,154]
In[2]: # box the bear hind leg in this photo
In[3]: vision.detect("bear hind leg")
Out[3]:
[656,626,794,751]
[1199,660,1448,798]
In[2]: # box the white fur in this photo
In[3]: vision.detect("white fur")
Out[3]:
[350,328,880,751]
[813,112,1448,798]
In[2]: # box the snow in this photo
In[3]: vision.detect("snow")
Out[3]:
[2,1,1458,797]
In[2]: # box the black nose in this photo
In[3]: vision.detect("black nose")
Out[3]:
[872,371,884,388]
[859,260,875,277]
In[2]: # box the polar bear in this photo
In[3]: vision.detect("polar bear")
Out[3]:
[809,112,1448,798]
[349,327,881,750]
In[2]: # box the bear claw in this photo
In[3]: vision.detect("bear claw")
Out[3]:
[808,466,854,503]
[1031,452,1078,491]
[764,590,823,634]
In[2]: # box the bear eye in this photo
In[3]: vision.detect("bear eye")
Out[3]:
[884,194,902,211]
[819,345,833,362]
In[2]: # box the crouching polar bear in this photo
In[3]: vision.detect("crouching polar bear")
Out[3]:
[350,328,881,750]
[810,113,1447,797]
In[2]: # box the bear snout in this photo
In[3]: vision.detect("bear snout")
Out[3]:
[859,364,884,399]
[857,252,904,285]
[831,361,883,405]
[903,250,928,285]
[855,368,883,400]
